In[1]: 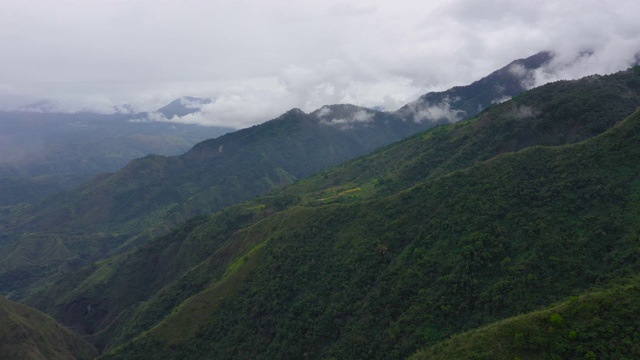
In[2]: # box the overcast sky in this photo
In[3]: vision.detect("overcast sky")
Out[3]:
[1,0,639,128]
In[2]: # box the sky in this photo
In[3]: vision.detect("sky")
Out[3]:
[1,0,639,128]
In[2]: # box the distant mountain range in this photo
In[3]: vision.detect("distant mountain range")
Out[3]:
[0,97,231,204]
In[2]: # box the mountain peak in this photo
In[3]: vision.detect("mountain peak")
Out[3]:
[157,96,214,119]
[283,108,306,116]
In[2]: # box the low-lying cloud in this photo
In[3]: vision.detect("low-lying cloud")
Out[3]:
[317,107,375,129]
[406,97,466,123]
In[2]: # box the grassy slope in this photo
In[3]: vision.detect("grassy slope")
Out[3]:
[0,295,97,360]
[102,104,640,359]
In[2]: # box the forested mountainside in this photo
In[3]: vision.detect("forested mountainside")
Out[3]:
[411,279,640,359]
[24,67,640,359]
[0,295,97,360]
[0,52,551,300]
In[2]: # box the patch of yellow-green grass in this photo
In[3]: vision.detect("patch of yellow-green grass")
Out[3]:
[0,295,98,360]
[57,253,127,305]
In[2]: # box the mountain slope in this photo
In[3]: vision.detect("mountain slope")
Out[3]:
[0,295,97,360]
[25,67,640,356]
[411,279,640,360]
[101,105,640,359]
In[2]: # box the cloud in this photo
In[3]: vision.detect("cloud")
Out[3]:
[318,108,375,129]
[179,97,210,109]
[406,97,466,123]
[316,107,332,118]
[507,104,538,120]
[531,46,640,88]
[491,95,512,105]
[0,0,639,128]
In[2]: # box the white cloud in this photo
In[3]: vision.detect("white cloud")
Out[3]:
[352,109,374,123]
[319,109,375,129]
[317,106,332,118]
[491,95,511,105]
[408,97,466,123]
[0,0,638,127]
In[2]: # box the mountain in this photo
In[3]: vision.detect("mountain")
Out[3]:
[96,73,640,359]
[155,96,213,119]
[411,279,640,359]
[0,295,97,359]
[23,67,640,358]
[0,53,559,299]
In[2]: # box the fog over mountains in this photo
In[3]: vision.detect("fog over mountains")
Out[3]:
[2,1,639,129]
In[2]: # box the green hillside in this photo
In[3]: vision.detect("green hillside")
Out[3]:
[411,279,640,360]
[19,67,638,358]
[99,105,640,359]
[0,295,97,360]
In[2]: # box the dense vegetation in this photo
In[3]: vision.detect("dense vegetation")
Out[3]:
[0,295,97,359]
[99,104,640,359]
[411,279,640,360]
[16,66,638,359]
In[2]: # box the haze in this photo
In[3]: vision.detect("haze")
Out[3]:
[1,0,639,128]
